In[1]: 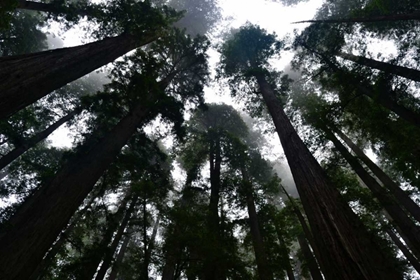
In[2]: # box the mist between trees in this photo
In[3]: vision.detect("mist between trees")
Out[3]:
[1,0,420,279]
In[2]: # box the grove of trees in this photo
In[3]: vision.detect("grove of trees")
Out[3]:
[1,0,420,279]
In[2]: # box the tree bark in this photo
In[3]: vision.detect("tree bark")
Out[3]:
[0,94,155,280]
[336,52,420,83]
[297,233,324,280]
[255,73,402,280]
[0,32,156,120]
[0,108,81,170]
[292,12,420,24]
[333,127,420,223]
[242,169,273,280]
[281,188,324,279]
[94,197,138,280]
[385,227,420,275]
[79,193,133,280]
[324,127,420,260]
[204,138,223,280]
[107,234,131,280]
[17,0,96,17]
[303,44,420,129]
[27,192,98,280]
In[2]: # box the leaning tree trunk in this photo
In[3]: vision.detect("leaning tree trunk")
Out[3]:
[242,169,273,280]
[324,127,420,259]
[94,196,138,280]
[297,233,324,280]
[292,11,420,24]
[333,126,420,223]
[80,192,133,280]
[0,91,157,280]
[204,138,223,280]
[0,32,156,120]
[336,52,420,83]
[0,108,81,170]
[28,191,99,280]
[255,73,402,280]
[385,227,420,275]
[107,234,131,280]
[304,44,420,129]
[17,0,97,17]
[284,191,325,278]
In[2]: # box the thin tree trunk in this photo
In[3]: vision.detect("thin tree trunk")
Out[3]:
[242,169,273,280]
[107,234,131,280]
[297,233,324,280]
[281,187,325,277]
[302,44,420,128]
[292,11,420,24]
[204,138,223,280]
[141,216,160,280]
[336,52,420,83]
[79,193,133,280]
[0,93,156,280]
[94,197,138,280]
[0,32,157,120]
[255,73,402,280]
[276,232,295,280]
[324,127,420,260]
[333,127,420,223]
[385,227,420,275]
[0,108,81,170]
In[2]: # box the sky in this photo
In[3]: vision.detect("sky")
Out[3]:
[46,0,326,197]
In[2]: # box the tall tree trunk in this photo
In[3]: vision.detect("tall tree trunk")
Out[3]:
[0,32,156,120]
[141,216,160,280]
[297,233,324,280]
[292,11,420,24]
[204,139,223,280]
[333,126,420,223]
[255,73,402,280]
[28,191,99,280]
[242,169,273,280]
[0,108,81,170]
[107,234,131,280]
[94,197,138,280]
[0,94,156,280]
[385,227,420,275]
[324,127,420,259]
[17,0,96,17]
[79,192,133,280]
[275,231,295,280]
[281,187,325,277]
[336,52,420,83]
[303,44,420,128]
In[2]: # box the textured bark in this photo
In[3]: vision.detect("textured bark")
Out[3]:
[385,227,420,275]
[337,52,420,83]
[107,234,131,280]
[94,197,137,280]
[27,193,97,280]
[0,97,154,280]
[255,73,402,280]
[242,169,273,280]
[0,108,81,170]
[293,12,420,24]
[333,127,420,223]
[325,128,420,260]
[297,233,324,280]
[0,33,156,120]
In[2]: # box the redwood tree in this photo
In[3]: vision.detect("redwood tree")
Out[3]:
[218,24,403,280]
